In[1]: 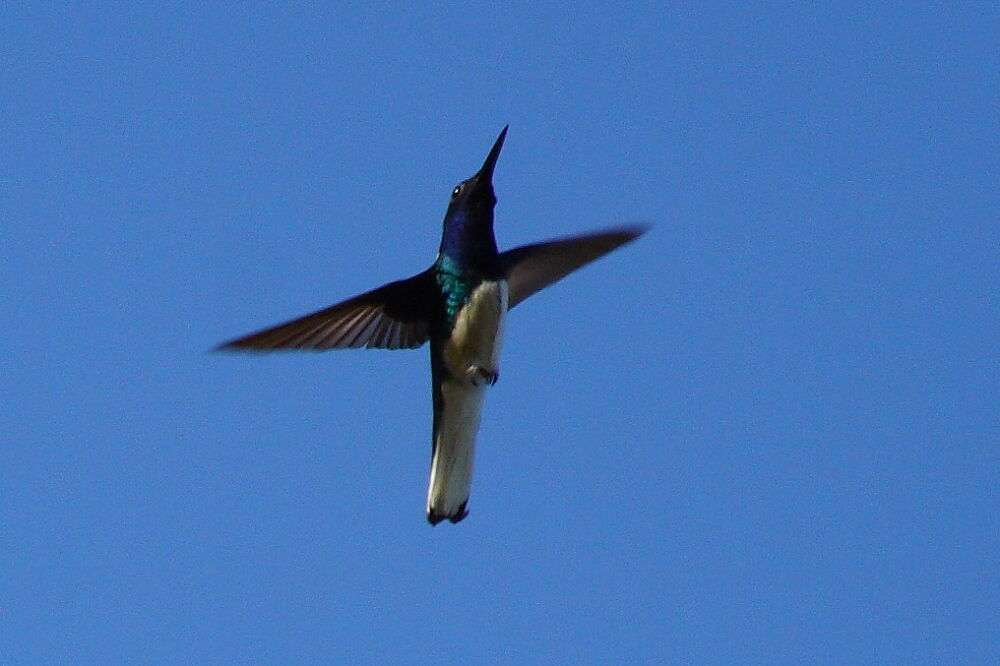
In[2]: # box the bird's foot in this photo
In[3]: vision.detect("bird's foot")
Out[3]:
[468,364,499,387]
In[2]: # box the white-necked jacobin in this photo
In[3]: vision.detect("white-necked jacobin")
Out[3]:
[218,127,647,525]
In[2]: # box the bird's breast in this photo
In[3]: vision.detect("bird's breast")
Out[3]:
[443,280,508,381]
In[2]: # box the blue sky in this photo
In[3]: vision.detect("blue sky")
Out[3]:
[3,3,997,663]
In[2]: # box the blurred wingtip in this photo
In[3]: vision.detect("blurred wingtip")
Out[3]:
[619,222,651,239]
[212,339,257,353]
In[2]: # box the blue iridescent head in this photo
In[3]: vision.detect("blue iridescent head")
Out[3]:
[438,127,508,268]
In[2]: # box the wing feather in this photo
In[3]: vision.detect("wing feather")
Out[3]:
[500,225,648,309]
[216,269,435,351]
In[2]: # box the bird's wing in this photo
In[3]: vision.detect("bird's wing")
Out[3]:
[499,225,648,309]
[216,269,437,351]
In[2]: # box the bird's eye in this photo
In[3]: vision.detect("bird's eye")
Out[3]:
[452,185,462,198]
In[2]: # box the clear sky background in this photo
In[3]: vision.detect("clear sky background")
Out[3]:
[3,4,997,664]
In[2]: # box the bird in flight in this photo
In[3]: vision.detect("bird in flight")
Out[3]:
[218,127,647,524]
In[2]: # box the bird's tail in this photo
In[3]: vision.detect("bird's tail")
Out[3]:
[426,381,487,525]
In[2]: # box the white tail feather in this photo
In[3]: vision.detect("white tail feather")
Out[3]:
[426,381,487,522]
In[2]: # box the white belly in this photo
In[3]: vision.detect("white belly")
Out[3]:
[443,280,508,383]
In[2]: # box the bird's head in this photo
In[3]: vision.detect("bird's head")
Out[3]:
[445,125,506,219]
[438,126,508,267]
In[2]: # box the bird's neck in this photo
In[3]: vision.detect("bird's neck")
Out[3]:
[438,211,499,275]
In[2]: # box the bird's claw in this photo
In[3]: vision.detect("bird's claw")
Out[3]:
[469,365,499,387]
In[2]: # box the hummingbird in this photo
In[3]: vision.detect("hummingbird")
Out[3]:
[218,127,647,525]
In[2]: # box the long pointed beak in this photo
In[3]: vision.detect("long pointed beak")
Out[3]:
[475,125,508,183]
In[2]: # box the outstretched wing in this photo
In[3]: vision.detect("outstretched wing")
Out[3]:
[216,269,436,351]
[500,225,648,309]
